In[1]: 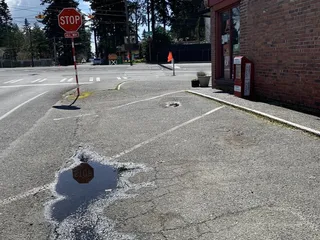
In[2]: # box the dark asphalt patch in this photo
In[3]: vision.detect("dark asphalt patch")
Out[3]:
[165,101,181,108]
[51,161,118,223]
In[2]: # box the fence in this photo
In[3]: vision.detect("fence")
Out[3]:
[0,59,53,68]
[155,43,211,63]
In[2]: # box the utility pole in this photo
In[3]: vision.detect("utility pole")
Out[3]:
[124,0,133,66]
[24,19,34,67]
[147,0,150,32]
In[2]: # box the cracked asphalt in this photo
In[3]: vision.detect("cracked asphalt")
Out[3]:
[0,64,320,239]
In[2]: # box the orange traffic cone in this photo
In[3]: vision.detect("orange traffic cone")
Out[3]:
[167,51,173,62]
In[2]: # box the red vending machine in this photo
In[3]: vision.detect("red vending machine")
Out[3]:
[233,56,254,98]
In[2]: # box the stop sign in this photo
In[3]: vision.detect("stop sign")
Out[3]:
[58,8,82,32]
[72,163,94,184]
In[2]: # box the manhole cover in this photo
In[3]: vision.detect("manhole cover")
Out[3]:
[165,102,181,108]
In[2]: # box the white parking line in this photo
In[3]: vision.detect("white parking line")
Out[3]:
[89,77,94,82]
[109,91,184,109]
[0,91,48,121]
[0,105,224,207]
[96,77,100,82]
[60,78,67,82]
[67,78,73,82]
[109,106,224,161]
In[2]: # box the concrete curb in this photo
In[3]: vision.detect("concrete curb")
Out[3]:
[186,90,320,138]
[115,82,126,90]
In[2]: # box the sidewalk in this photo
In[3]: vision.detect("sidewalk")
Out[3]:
[187,88,320,137]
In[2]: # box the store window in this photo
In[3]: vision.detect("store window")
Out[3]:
[219,6,240,80]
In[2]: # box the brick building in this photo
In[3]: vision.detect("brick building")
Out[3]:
[208,0,320,112]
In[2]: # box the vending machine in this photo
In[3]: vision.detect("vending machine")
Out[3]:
[233,56,254,98]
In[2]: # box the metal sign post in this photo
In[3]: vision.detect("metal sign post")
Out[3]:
[71,38,80,97]
[58,8,83,105]
[172,58,175,76]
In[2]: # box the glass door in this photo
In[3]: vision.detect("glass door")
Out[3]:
[220,6,240,80]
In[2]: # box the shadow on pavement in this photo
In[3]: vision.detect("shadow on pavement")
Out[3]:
[52,105,81,110]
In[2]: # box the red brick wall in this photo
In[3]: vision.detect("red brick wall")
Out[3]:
[211,0,320,110]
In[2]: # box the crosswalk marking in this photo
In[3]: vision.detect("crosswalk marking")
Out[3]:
[67,78,73,82]
[117,77,121,80]
[31,79,41,83]
[31,78,47,83]
[11,79,23,83]
[89,77,94,82]
[60,78,67,82]
[96,77,100,82]
[123,76,128,80]
[4,79,23,84]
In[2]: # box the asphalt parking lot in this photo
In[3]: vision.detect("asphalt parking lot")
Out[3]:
[0,78,319,239]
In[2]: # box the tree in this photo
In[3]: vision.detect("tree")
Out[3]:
[89,0,126,61]
[128,0,147,44]
[0,0,12,48]
[32,23,51,58]
[169,0,205,41]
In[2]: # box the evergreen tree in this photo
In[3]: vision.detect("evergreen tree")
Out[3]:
[0,0,12,48]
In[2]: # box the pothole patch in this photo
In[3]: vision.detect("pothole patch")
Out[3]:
[165,101,181,108]
[44,148,153,240]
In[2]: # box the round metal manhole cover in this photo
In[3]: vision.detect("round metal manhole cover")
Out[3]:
[165,102,181,108]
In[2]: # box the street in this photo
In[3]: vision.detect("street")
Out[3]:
[0,63,319,240]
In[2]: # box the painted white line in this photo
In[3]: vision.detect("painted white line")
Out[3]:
[96,77,100,82]
[110,91,184,109]
[0,106,224,206]
[39,78,47,83]
[10,79,23,83]
[89,77,94,82]
[53,113,97,121]
[109,106,224,161]
[0,91,48,121]
[123,76,128,80]
[31,79,41,83]
[60,78,67,82]
[187,90,320,137]
[0,183,52,206]
[4,80,14,84]
[117,77,121,80]
[4,79,23,84]
[0,83,93,88]
[67,78,73,82]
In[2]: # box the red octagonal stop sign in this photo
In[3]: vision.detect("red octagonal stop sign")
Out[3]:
[58,8,82,32]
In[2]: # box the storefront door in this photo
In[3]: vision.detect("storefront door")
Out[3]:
[219,6,240,80]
